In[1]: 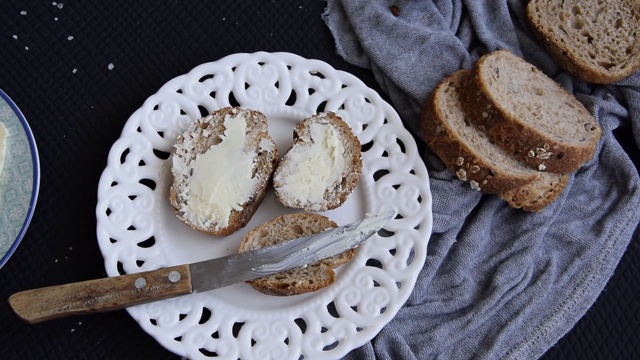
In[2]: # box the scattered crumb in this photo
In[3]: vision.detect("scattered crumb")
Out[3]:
[70,328,75,333]
[24,46,29,51]
[57,3,64,9]
[20,11,27,15]
[107,63,114,70]
[390,4,400,17]
[54,258,58,263]
[12,35,17,40]
[72,68,77,74]
[67,36,74,41]
[54,17,58,21]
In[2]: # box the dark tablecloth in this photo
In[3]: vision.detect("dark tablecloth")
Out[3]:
[0,1,637,359]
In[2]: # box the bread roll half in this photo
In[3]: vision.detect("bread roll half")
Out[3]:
[169,107,277,236]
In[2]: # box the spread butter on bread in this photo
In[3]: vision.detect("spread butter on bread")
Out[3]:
[274,112,362,212]
[527,0,640,84]
[239,213,355,296]
[460,50,602,174]
[169,107,277,236]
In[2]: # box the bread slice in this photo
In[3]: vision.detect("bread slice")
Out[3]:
[169,107,278,236]
[273,112,362,211]
[239,213,355,296]
[500,172,569,212]
[420,70,540,194]
[527,0,640,84]
[460,50,602,174]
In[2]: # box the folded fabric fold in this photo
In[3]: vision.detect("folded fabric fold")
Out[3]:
[324,1,640,359]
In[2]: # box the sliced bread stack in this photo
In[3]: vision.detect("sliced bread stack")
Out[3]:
[420,50,601,212]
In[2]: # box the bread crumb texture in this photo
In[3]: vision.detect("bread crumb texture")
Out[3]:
[170,107,277,236]
[527,0,640,83]
[239,213,355,296]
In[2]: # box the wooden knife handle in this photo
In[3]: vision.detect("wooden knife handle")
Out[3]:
[8,264,193,324]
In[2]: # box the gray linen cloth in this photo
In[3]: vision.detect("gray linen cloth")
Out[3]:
[323,1,640,359]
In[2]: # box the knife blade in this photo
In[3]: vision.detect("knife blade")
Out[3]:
[8,210,395,324]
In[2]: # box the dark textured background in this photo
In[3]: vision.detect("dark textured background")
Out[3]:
[0,1,637,359]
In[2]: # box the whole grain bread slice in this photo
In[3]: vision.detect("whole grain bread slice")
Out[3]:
[500,172,569,212]
[274,112,362,212]
[169,107,278,236]
[460,50,602,173]
[420,70,540,194]
[527,0,640,84]
[239,213,355,296]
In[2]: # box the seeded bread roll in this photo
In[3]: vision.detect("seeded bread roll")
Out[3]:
[420,70,539,193]
[169,107,278,236]
[239,213,355,296]
[527,0,640,84]
[500,172,569,212]
[460,50,602,173]
[274,112,362,212]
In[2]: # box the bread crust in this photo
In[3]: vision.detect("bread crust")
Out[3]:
[239,213,355,296]
[420,70,539,193]
[500,172,569,212]
[459,50,601,174]
[526,0,640,84]
[169,107,278,236]
[274,112,362,211]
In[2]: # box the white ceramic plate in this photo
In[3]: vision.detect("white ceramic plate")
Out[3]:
[96,52,432,360]
[0,89,40,269]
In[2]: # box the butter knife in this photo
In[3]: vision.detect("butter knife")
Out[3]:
[8,210,395,324]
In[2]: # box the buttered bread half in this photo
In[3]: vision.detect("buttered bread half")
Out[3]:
[239,213,355,296]
[273,112,362,212]
[169,107,278,236]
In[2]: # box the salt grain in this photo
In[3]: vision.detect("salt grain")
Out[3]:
[20,11,27,15]
[25,46,29,50]
[67,36,74,40]
[12,35,17,40]
[58,3,64,9]
[72,68,77,73]
[107,63,114,70]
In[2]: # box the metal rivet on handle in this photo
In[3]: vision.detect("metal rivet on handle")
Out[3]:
[168,271,181,283]
[134,277,147,289]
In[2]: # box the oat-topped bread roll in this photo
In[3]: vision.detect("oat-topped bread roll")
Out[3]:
[500,172,569,213]
[273,112,362,211]
[239,213,355,296]
[169,107,278,236]
[460,50,602,173]
[527,0,640,84]
[421,70,539,194]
